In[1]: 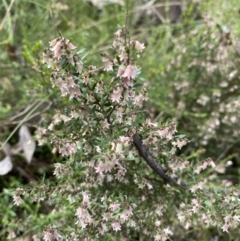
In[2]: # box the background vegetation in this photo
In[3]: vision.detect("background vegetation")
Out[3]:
[0,0,240,240]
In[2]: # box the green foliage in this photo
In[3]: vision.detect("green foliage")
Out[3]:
[1,0,240,241]
[143,1,240,161]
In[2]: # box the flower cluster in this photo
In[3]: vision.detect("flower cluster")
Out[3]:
[43,226,61,241]
[24,25,238,241]
[42,37,83,98]
[38,28,150,157]
[34,28,191,240]
[163,16,240,150]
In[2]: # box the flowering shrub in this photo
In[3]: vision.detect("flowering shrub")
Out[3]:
[9,27,240,240]
[147,16,240,158]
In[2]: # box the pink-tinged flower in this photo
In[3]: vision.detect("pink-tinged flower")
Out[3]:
[102,223,108,232]
[102,56,113,71]
[120,206,133,221]
[42,49,51,64]
[120,211,129,221]
[190,183,198,193]
[95,163,104,176]
[109,203,120,211]
[60,143,77,156]
[51,40,63,60]
[102,212,111,221]
[43,232,52,241]
[233,215,240,222]
[67,41,76,50]
[202,160,208,170]
[67,74,75,87]
[95,82,104,93]
[191,199,201,213]
[45,57,54,69]
[119,136,130,143]
[202,214,211,226]
[196,180,205,190]
[116,107,123,117]
[49,37,61,46]
[106,174,113,182]
[95,146,101,153]
[67,52,74,65]
[114,29,122,37]
[102,119,110,129]
[123,89,135,102]
[177,212,186,223]
[54,60,61,71]
[117,65,126,78]
[206,158,216,168]
[75,206,92,228]
[49,37,61,47]
[53,230,61,240]
[35,127,47,140]
[154,233,162,241]
[192,199,200,205]
[184,222,191,230]
[115,143,122,154]
[53,163,64,177]
[83,76,91,85]
[157,129,167,138]
[13,195,21,206]
[135,41,145,52]
[134,93,147,107]
[86,93,94,102]
[115,168,126,180]
[194,165,203,174]
[66,143,76,155]
[76,59,83,73]
[112,40,118,48]
[221,223,229,232]
[112,221,121,231]
[69,86,81,99]
[122,77,133,87]
[122,65,137,80]
[111,88,122,103]
[154,220,161,227]
[145,118,158,127]
[166,132,173,140]
[119,50,128,61]
[103,161,114,173]
[99,223,108,235]
[82,191,90,205]
[168,124,177,134]
[163,227,173,236]
[224,214,233,223]
[126,206,133,216]
[176,139,187,149]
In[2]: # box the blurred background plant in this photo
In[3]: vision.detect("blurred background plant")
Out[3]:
[0,0,240,240]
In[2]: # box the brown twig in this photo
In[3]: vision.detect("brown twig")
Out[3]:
[129,130,186,187]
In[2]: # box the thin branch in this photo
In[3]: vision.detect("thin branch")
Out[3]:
[215,143,236,163]
[0,0,15,31]
[14,166,37,183]
[106,104,117,125]
[129,130,186,187]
